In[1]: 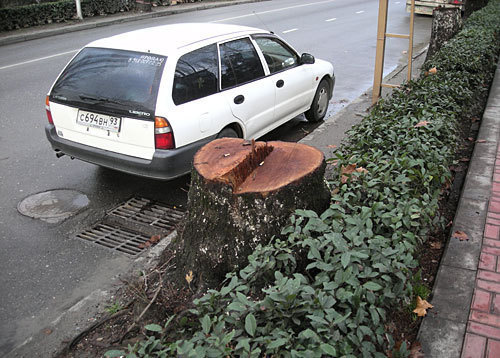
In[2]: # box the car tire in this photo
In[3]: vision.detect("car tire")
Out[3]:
[305,79,330,122]
[216,127,239,139]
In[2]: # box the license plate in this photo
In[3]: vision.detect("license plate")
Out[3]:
[76,110,121,133]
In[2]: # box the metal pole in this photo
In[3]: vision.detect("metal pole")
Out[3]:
[372,0,389,105]
[75,0,83,20]
[407,0,415,81]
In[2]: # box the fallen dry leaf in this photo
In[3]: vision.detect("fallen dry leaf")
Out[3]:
[414,120,430,128]
[409,341,425,358]
[476,139,487,143]
[459,158,470,162]
[327,145,337,149]
[430,241,442,250]
[43,328,53,335]
[150,234,161,244]
[452,230,468,241]
[413,296,433,317]
[185,270,194,284]
[341,164,368,183]
[428,67,438,74]
[341,164,357,183]
[471,117,480,122]
[468,137,475,142]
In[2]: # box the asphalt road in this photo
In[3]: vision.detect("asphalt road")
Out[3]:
[0,0,432,355]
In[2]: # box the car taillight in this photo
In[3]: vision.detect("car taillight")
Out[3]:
[155,116,175,150]
[45,96,54,125]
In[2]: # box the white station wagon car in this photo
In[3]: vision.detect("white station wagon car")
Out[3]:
[45,23,335,180]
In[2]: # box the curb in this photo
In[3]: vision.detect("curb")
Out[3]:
[417,62,500,357]
[0,0,266,47]
[7,231,177,357]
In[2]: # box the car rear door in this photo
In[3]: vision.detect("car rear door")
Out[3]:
[218,37,275,139]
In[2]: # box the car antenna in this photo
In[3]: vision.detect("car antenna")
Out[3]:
[253,11,274,34]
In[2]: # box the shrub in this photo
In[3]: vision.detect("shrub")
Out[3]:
[1,0,135,32]
[110,0,500,356]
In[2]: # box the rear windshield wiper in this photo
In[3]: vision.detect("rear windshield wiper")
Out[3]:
[79,95,123,106]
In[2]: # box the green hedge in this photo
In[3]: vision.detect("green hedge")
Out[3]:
[107,1,500,357]
[0,0,137,32]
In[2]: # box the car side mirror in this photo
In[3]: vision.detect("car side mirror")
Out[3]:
[300,53,315,65]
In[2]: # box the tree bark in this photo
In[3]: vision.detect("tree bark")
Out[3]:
[426,7,462,62]
[169,138,331,289]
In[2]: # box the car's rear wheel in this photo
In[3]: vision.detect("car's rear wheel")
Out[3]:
[216,127,239,139]
[305,79,330,122]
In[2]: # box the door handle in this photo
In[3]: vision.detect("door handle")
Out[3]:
[276,79,284,88]
[234,95,245,104]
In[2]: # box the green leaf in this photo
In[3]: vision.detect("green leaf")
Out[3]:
[235,338,251,352]
[320,343,337,355]
[104,350,126,358]
[227,301,246,312]
[144,323,163,332]
[363,282,383,291]
[245,313,257,337]
[268,338,287,349]
[201,315,211,335]
[341,252,351,268]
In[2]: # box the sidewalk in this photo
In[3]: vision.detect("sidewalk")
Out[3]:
[0,0,264,46]
[417,63,500,357]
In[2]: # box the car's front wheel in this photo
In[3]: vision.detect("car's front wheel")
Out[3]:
[305,79,330,122]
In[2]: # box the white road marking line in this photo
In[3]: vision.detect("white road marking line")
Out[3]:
[212,0,338,23]
[325,17,337,22]
[282,28,298,34]
[0,49,78,71]
[356,10,365,14]
[395,1,401,4]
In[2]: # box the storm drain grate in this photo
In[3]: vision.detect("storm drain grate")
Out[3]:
[76,223,150,256]
[108,197,185,231]
[75,197,185,257]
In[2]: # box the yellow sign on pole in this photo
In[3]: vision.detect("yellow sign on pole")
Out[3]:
[372,0,415,105]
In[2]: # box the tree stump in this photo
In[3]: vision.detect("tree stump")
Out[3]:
[171,138,330,289]
[425,7,462,62]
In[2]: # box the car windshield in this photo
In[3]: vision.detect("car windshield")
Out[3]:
[51,47,166,113]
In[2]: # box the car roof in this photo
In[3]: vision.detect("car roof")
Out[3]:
[87,23,269,55]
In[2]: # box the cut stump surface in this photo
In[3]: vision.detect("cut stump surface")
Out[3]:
[194,138,325,195]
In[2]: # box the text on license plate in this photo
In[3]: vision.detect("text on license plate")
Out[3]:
[76,110,121,133]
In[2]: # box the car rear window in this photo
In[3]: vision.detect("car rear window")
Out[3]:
[50,47,166,116]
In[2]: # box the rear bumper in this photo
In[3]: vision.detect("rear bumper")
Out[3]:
[45,124,214,180]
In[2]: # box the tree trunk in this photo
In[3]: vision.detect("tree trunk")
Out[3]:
[170,138,330,289]
[426,7,462,62]
[464,0,488,18]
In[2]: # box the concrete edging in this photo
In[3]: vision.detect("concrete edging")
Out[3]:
[417,62,500,358]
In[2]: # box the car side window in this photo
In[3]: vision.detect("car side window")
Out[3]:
[253,37,299,74]
[219,38,265,90]
[172,44,219,105]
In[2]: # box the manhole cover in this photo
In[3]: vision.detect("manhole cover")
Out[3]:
[18,189,89,223]
[75,197,184,257]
